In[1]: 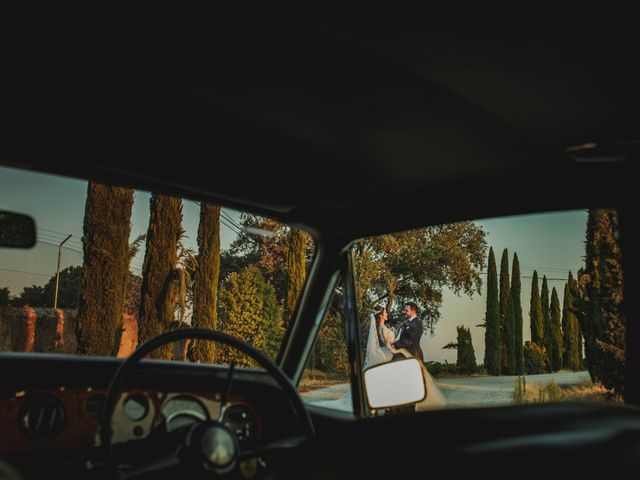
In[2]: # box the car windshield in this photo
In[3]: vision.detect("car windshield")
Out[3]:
[346,209,626,410]
[0,166,315,366]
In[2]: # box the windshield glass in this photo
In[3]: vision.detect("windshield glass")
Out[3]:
[350,209,625,412]
[0,166,315,365]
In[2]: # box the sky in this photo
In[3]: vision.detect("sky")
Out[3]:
[0,166,242,294]
[1,166,589,366]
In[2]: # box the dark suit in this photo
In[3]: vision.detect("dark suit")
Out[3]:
[393,316,424,361]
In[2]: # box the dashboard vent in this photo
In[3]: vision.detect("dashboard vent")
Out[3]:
[18,394,66,441]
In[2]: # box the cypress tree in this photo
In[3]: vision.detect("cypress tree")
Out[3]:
[484,247,501,375]
[577,318,585,370]
[549,287,563,371]
[511,253,524,375]
[569,271,585,369]
[76,182,133,355]
[562,278,580,370]
[574,209,625,395]
[191,204,221,363]
[285,229,307,326]
[529,271,544,346]
[499,249,511,372]
[457,325,477,375]
[138,194,182,359]
[541,275,551,371]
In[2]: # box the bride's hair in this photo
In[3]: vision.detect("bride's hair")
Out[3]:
[373,305,386,324]
[373,305,387,347]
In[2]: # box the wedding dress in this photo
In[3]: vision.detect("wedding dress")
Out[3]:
[363,315,446,409]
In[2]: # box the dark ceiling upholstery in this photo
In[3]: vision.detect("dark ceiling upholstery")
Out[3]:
[9,10,638,237]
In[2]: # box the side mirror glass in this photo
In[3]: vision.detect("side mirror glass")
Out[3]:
[0,211,36,248]
[364,358,425,409]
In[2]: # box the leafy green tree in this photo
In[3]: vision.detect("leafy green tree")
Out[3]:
[499,249,512,373]
[511,253,524,375]
[77,182,133,355]
[123,234,145,316]
[138,194,182,359]
[15,266,83,308]
[225,214,313,318]
[456,325,477,375]
[16,285,46,306]
[285,229,307,325]
[484,247,501,375]
[313,304,349,376]
[217,265,265,366]
[529,270,544,346]
[562,276,581,371]
[0,287,11,306]
[225,215,287,299]
[191,204,221,363]
[353,221,486,334]
[524,340,550,374]
[259,274,285,362]
[549,287,563,371]
[124,272,142,315]
[574,209,625,395]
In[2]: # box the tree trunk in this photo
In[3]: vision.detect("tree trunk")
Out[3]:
[191,204,221,363]
[138,194,182,359]
[77,182,133,355]
[285,229,307,325]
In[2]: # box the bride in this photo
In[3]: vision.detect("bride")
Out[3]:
[364,306,446,410]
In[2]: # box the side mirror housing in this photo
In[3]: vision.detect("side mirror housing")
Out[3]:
[364,358,425,409]
[0,211,36,248]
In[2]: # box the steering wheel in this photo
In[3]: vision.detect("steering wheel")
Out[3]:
[101,328,315,478]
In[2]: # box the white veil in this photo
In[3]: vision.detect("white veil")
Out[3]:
[363,314,393,370]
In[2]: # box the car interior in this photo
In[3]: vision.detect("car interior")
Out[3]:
[2,9,640,479]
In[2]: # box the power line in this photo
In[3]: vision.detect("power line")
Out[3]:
[37,239,83,254]
[220,218,242,236]
[188,199,243,236]
[0,268,50,278]
[520,265,579,273]
[479,271,572,282]
[38,237,83,250]
[220,209,242,231]
[37,231,82,244]
[39,227,80,236]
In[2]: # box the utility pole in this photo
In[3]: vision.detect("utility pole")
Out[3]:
[54,234,72,309]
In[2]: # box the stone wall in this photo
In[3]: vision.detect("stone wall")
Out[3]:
[1,308,198,361]
[0,306,138,356]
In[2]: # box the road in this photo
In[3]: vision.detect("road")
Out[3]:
[301,370,592,412]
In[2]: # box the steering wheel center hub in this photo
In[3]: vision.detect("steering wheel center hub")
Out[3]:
[201,424,236,468]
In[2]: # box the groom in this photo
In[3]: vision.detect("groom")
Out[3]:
[393,302,424,362]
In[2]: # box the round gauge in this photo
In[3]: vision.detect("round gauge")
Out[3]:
[85,393,106,422]
[222,404,257,442]
[161,395,208,432]
[18,394,66,441]
[123,394,149,421]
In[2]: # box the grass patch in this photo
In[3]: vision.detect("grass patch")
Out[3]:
[513,376,620,404]
[298,369,348,393]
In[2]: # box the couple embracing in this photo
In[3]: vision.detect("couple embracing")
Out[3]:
[364,302,446,410]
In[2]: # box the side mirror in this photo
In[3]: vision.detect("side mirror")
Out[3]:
[364,358,425,409]
[0,211,36,248]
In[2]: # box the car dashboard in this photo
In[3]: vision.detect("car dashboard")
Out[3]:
[0,353,299,478]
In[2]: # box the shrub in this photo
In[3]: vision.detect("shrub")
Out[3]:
[524,341,550,374]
